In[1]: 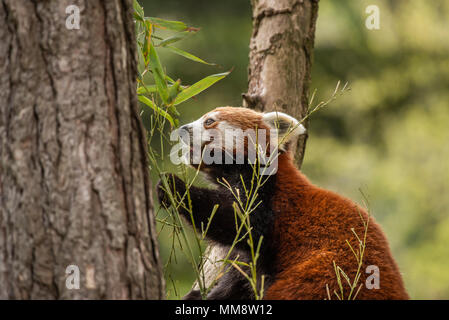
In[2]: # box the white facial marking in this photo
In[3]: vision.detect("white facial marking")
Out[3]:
[170,110,281,175]
[262,111,306,151]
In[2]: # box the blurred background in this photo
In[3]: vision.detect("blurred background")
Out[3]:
[141,0,449,299]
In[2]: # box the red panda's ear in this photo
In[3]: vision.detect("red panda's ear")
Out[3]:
[262,111,306,151]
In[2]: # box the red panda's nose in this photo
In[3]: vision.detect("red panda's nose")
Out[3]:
[180,124,194,135]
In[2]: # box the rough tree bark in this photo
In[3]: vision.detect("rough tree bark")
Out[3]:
[244,0,319,167]
[0,0,164,299]
[194,0,319,295]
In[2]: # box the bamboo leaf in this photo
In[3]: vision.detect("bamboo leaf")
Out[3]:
[165,75,176,84]
[173,71,230,105]
[133,0,144,22]
[164,45,215,65]
[138,95,174,127]
[148,42,169,104]
[142,21,152,65]
[167,79,182,103]
[158,32,193,47]
[147,17,188,32]
[137,85,157,95]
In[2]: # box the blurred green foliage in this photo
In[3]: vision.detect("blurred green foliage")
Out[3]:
[141,0,449,299]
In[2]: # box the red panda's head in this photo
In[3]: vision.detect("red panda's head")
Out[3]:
[176,106,306,173]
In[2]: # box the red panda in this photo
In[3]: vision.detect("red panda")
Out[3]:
[157,106,409,300]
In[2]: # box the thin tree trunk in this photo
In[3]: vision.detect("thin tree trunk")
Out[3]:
[0,0,164,299]
[244,0,319,167]
[193,0,319,297]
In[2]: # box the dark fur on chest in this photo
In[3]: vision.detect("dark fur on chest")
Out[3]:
[157,163,277,299]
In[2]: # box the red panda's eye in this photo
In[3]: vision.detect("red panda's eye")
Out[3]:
[204,118,215,127]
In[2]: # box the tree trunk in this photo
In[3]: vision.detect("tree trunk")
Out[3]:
[0,0,164,299]
[244,0,319,167]
[193,0,319,297]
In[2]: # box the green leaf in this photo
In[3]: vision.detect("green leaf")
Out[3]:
[173,71,230,106]
[137,83,185,99]
[167,80,182,103]
[137,85,157,95]
[137,44,146,70]
[147,17,187,32]
[164,45,215,65]
[157,31,193,47]
[141,21,151,65]
[148,43,169,104]
[136,29,145,47]
[133,0,144,22]
[138,95,174,127]
[134,12,144,22]
[165,75,176,84]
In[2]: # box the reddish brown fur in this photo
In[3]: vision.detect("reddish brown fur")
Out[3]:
[200,106,408,299]
[265,152,409,300]
[212,107,270,131]
[206,107,274,158]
